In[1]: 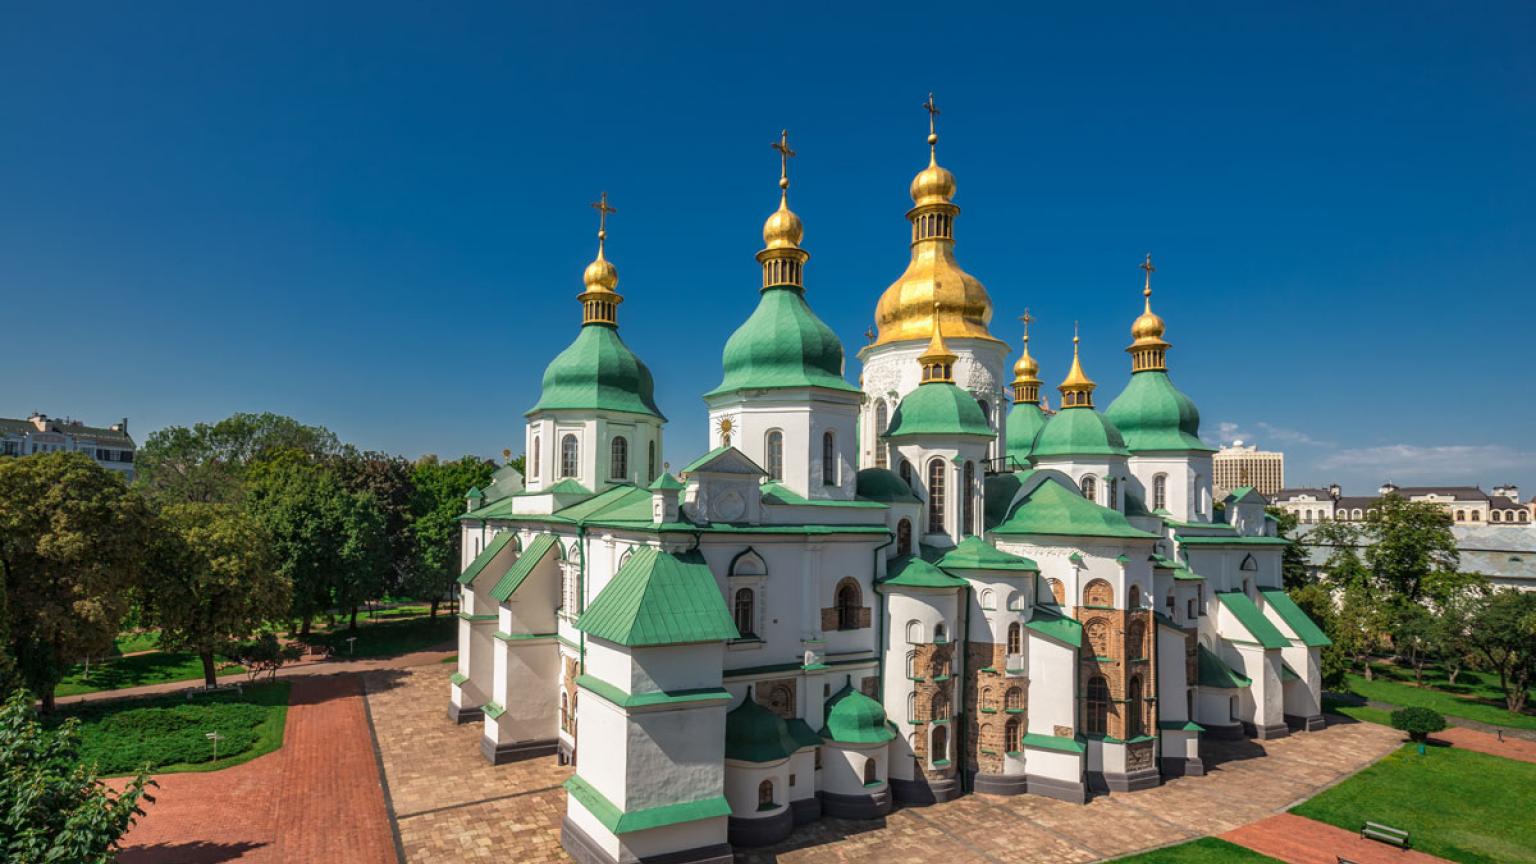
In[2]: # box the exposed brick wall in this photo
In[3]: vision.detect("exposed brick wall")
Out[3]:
[1075,606,1158,741]
[962,641,1027,774]
[561,657,579,735]
[755,677,798,718]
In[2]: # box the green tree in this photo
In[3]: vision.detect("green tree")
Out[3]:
[1334,584,1389,681]
[0,454,156,710]
[406,455,495,618]
[333,490,389,631]
[244,455,350,636]
[1362,495,1461,603]
[1389,601,1435,686]
[0,692,154,863]
[135,412,340,505]
[330,450,415,599]
[1467,589,1536,714]
[1269,506,1312,589]
[1307,519,1370,591]
[147,503,291,687]
[1431,588,1480,686]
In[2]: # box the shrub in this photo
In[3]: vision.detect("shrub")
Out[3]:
[1391,706,1447,742]
[75,702,266,774]
[229,633,302,681]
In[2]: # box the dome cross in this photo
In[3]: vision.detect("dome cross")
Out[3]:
[771,129,796,195]
[590,191,616,249]
[1140,253,1155,299]
[923,92,940,156]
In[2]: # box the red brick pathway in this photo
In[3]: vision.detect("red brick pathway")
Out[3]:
[116,674,397,864]
[1221,813,1452,864]
[1433,726,1536,764]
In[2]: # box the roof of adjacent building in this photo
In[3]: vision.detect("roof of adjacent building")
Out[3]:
[1260,589,1331,647]
[1197,645,1252,688]
[1004,401,1047,463]
[1104,370,1215,453]
[821,680,895,744]
[0,416,135,445]
[1025,605,1083,647]
[576,548,739,647]
[992,477,1159,540]
[527,325,665,419]
[883,382,992,439]
[457,531,517,586]
[489,533,560,602]
[704,285,860,397]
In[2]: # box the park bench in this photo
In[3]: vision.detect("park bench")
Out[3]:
[1360,820,1411,848]
[1338,857,1360,864]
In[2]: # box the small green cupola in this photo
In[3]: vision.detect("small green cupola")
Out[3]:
[1030,329,1129,458]
[725,687,799,762]
[884,302,992,440]
[704,131,858,399]
[822,677,895,745]
[1005,309,1046,464]
[527,195,664,419]
[1104,255,1214,452]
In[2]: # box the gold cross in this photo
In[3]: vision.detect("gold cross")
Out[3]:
[591,192,616,241]
[923,92,940,136]
[771,129,796,187]
[1140,252,1155,294]
[1019,308,1033,340]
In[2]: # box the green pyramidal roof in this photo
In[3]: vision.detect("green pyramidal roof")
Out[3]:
[725,691,799,762]
[878,555,968,589]
[993,478,1159,539]
[577,548,739,646]
[885,382,992,439]
[822,680,895,744]
[704,287,859,397]
[1105,371,1214,452]
[647,473,685,492]
[1030,406,1130,458]
[1005,402,1047,463]
[528,324,664,419]
[937,535,1039,572]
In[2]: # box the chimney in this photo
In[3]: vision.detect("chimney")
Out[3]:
[1328,483,1341,500]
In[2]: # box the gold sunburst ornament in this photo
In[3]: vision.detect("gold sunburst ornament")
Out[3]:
[715,416,735,447]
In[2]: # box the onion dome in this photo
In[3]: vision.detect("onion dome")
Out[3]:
[855,467,921,503]
[885,306,992,439]
[1029,329,1128,458]
[578,192,622,327]
[1105,256,1215,452]
[1011,309,1042,405]
[871,94,1000,348]
[1126,254,1169,372]
[705,131,858,398]
[1005,401,1046,464]
[725,688,799,763]
[822,678,896,745]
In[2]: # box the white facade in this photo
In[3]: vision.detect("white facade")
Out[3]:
[0,412,136,480]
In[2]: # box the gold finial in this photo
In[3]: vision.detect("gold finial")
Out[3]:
[1011,308,1041,403]
[910,93,956,208]
[1059,321,1097,407]
[591,191,616,254]
[1128,252,1169,372]
[759,129,808,285]
[580,192,621,324]
[917,296,958,383]
[865,325,876,343]
[771,129,796,199]
[923,92,940,160]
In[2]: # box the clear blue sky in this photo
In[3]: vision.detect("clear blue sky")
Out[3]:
[3,3,1533,494]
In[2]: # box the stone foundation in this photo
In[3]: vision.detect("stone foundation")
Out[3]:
[1026,774,1086,804]
[562,816,733,864]
[1159,755,1204,777]
[819,787,892,820]
[969,771,1029,796]
[1286,713,1326,733]
[890,773,960,804]
[1104,767,1161,792]
[480,735,557,765]
[1203,722,1245,740]
[728,807,794,847]
[446,703,483,724]
[789,796,821,826]
[1243,720,1290,740]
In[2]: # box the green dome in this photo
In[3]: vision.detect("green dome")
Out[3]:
[1029,406,1130,459]
[725,691,799,762]
[704,287,859,397]
[885,383,992,439]
[1005,402,1046,463]
[822,680,895,744]
[1105,371,1216,453]
[856,467,921,503]
[527,325,664,419]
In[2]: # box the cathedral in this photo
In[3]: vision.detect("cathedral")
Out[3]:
[449,106,1329,864]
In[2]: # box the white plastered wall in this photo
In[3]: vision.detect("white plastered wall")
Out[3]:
[704,389,861,501]
[859,337,1009,464]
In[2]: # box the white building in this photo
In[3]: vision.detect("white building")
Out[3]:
[1213,441,1285,499]
[0,413,137,480]
[1274,483,1530,526]
[451,118,1327,864]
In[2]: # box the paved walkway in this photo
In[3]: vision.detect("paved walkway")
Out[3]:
[1328,689,1536,742]
[364,666,1404,864]
[1222,813,1451,864]
[1432,725,1536,763]
[116,674,398,864]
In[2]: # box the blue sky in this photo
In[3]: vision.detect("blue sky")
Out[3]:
[2,3,1532,494]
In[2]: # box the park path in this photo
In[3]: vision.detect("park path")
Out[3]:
[1431,725,1536,763]
[1221,813,1452,864]
[115,673,400,864]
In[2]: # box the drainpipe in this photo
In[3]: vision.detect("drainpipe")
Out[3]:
[871,531,895,689]
[956,580,972,794]
[577,524,588,672]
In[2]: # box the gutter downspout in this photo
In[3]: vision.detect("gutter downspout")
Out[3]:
[957,578,972,794]
[871,531,895,691]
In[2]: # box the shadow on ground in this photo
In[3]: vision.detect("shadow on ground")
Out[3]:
[734,816,886,863]
[117,840,268,863]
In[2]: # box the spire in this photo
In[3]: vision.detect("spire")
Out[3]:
[1058,322,1097,408]
[1011,308,1042,404]
[917,297,958,383]
[1127,253,1170,372]
[910,92,958,218]
[758,129,809,291]
[579,192,622,326]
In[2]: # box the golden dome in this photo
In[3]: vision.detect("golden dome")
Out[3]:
[1126,254,1170,372]
[1058,329,1097,407]
[1012,322,1040,384]
[916,299,958,383]
[762,190,804,250]
[578,192,622,326]
[583,246,618,293]
[910,151,957,207]
[1131,300,1165,342]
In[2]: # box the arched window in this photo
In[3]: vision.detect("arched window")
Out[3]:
[1493,511,1502,523]
[758,779,774,808]
[1127,676,1144,738]
[963,461,976,535]
[1006,623,1022,655]
[560,434,579,478]
[927,459,947,533]
[1455,510,1465,522]
[766,684,794,717]
[1127,620,1146,659]
[1165,590,1175,615]
[560,691,568,732]
[931,726,948,764]
[1004,686,1023,711]
[931,692,950,721]
[864,756,879,784]
[1004,716,1021,752]
[1083,578,1114,608]
[933,622,947,643]
[1194,474,1207,514]
[647,440,656,483]
[822,431,837,486]
[766,430,784,481]
[532,436,541,480]
[905,619,924,643]
[874,402,889,469]
[1047,578,1065,606]
[1128,584,1142,610]
[1080,475,1097,502]
[1152,474,1167,511]
[899,459,913,488]
[836,579,862,630]
[897,519,913,556]
[610,436,628,480]
[907,691,917,723]
[733,588,755,638]
[1085,618,1110,657]
[1108,478,1119,510]
[1353,508,1363,519]
[1086,676,1110,735]
[905,650,918,678]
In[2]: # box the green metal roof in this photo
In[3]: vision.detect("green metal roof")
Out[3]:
[1103,370,1215,453]
[725,691,799,762]
[878,555,968,589]
[1281,661,1301,683]
[576,548,739,646]
[884,382,992,439]
[576,674,730,709]
[1225,486,1264,503]
[1029,406,1130,458]
[458,531,516,586]
[466,486,484,500]
[527,324,664,419]
[1197,645,1252,688]
[1215,591,1291,649]
[1025,606,1083,647]
[855,467,922,504]
[563,775,730,835]
[761,482,887,509]
[936,535,1038,573]
[704,286,859,397]
[554,484,651,522]
[489,533,560,602]
[992,478,1160,540]
[983,471,1027,531]
[680,446,732,474]
[784,718,822,749]
[1175,534,1289,547]
[822,680,895,744]
[647,473,685,492]
[1019,732,1085,753]
[1005,402,1047,463]
[1260,590,1332,647]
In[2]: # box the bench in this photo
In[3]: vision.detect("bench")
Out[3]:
[1360,820,1411,848]
[1338,857,1360,864]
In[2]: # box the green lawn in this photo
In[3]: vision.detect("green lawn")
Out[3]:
[56,651,242,697]
[1292,744,1536,864]
[1109,838,1280,863]
[311,614,455,658]
[56,681,291,777]
[1321,694,1394,726]
[1344,669,1536,731]
[112,630,161,655]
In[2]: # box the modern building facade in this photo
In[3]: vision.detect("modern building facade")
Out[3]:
[450,114,1328,864]
[1212,442,1284,499]
[0,413,137,480]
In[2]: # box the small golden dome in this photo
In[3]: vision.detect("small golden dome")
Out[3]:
[1131,299,1165,341]
[583,244,618,292]
[910,154,957,207]
[1058,329,1097,406]
[1012,343,1040,382]
[762,193,804,250]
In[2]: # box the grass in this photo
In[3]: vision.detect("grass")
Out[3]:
[1292,743,1536,864]
[56,651,242,697]
[1344,667,1536,731]
[1108,838,1281,863]
[1322,694,1394,726]
[56,681,291,777]
[112,630,161,655]
[310,614,455,658]
[440,653,458,664]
